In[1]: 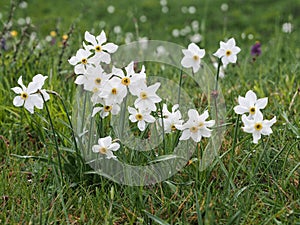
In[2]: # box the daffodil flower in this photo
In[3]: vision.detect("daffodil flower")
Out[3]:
[159,104,183,133]
[242,113,276,144]
[128,106,155,131]
[92,136,120,159]
[84,30,118,64]
[68,48,98,74]
[11,75,48,114]
[234,90,268,119]
[213,37,241,67]
[177,109,215,142]
[98,77,127,105]
[181,43,205,73]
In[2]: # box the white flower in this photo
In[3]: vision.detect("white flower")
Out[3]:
[242,113,276,144]
[159,104,183,133]
[282,22,292,33]
[98,77,127,105]
[233,90,268,119]
[68,48,97,74]
[131,82,162,112]
[177,109,215,142]
[84,30,118,64]
[11,76,45,114]
[213,37,241,67]
[92,98,120,118]
[110,62,146,95]
[92,136,120,159]
[128,106,155,131]
[181,43,205,73]
[75,64,109,93]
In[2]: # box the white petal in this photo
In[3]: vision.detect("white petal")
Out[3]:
[252,132,261,144]
[92,107,102,117]
[74,75,86,85]
[138,120,146,131]
[96,30,107,45]
[92,144,100,153]
[179,129,190,140]
[188,109,199,121]
[109,142,120,151]
[256,97,268,109]
[245,90,257,105]
[68,56,79,65]
[11,87,23,94]
[233,105,248,115]
[84,31,97,46]
[181,56,193,68]
[13,96,24,107]
[102,43,118,53]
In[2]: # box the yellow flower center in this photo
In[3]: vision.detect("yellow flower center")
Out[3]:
[95,78,101,85]
[104,105,112,112]
[193,55,199,61]
[171,124,176,131]
[254,122,263,131]
[21,92,28,100]
[135,114,143,121]
[198,122,204,128]
[140,92,148,99]
[121,77,131,86]
[225,50,232,56]
[95,45,102,52]
[190,126,198,133]
[81,58,87,64]
[111,88,117,95]
[249,106,256,115]
[99,147,107,154]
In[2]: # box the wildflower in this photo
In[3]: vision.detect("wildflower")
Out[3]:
[131,82,162,112]
[128,106,155,131]
[62,34,68,41]
[98,77,127,105]
[111,62,146,95]
[233,90,268,119]
[242,113,276,144]
[92,136,120,159]
[213,37,241,67]
[251,41,261,57]
[68,48,98,74]
[178,109,215,142]
[11,76,47,114]
[92,100,121,118]
[75,64,109,93]
[282,22,292,33]
[50,31,57,37]
[181,43,205,73]
[84,30,118,64]
[159,104,183,133]
[10,30,18,37]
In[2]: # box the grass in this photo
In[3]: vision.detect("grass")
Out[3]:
[0,0,300,224]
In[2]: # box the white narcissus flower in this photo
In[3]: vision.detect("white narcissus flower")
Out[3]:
[213,37,241,67]
[11,76,47,114]
[159,104,183,133]
[181,43,205,73]
[242,113,276,144]
[92,136,120,159]
[84,30,118,64]
[75,64,109,93]
[233,90,268,119]
[130,82,162,112]
[98,77,127,105]
[68,48,98,74]
[177,109,215,142]
[128,106,155,131]
[92,98,121,118]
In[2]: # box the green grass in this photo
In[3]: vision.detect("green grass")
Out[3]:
[1,0,300,224]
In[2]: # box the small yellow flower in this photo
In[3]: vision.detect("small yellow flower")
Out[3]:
[50,31,57,37]
[10,30,18,37]
[62,34,68,40]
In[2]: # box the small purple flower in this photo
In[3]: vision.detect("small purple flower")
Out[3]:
[0,37,7,50]
[251,41,261,57]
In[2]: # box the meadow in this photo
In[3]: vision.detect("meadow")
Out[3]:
[0,0,300,224]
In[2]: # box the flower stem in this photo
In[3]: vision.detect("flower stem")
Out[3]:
[40,92,64,184]
[229,114,240,175]
[178,68,183,105]
[215,58,222,91]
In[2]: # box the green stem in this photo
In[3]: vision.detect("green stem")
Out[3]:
[228,114,240,182]
[215,58,222,91]
[158,102,166,154]
[178,68,183,105]
[40,92,64,184]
